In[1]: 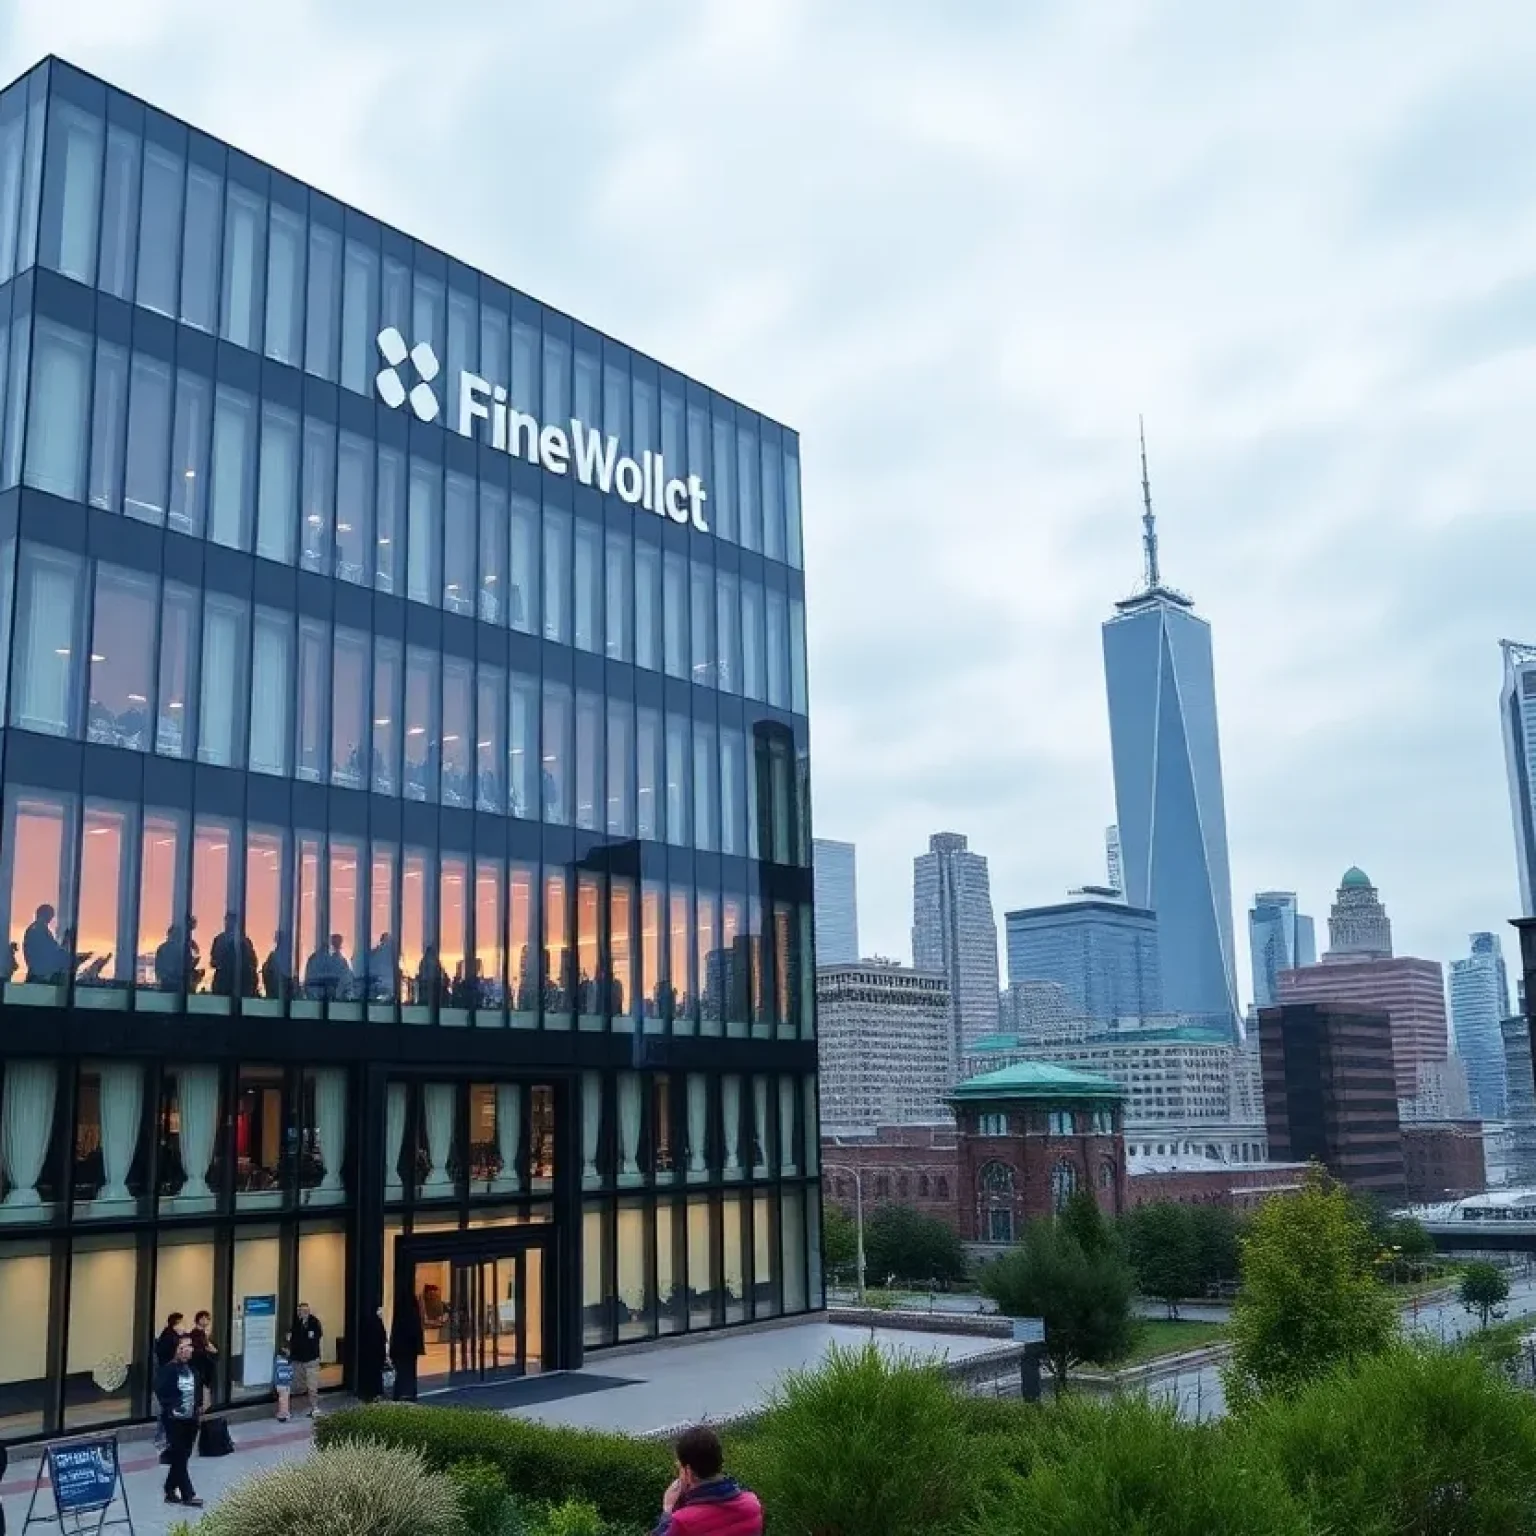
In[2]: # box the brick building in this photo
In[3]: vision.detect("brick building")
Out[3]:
[1124,1156,1307,1211]
[1401,1121,1487,1203]
[1259,1000,1406,1200]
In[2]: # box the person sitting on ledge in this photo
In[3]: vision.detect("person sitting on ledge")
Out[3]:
[651,1425,762,1536]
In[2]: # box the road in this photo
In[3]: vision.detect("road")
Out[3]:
[1143,1276,1536,1421]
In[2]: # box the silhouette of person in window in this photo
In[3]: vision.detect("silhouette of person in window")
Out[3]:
[263,931,293,1002]
[304,934,353,1001]
[366,933,398,1002]
[211,911,259,998]
[416,945,447,1007]
[23,905,72,984]
[154,924,188,992]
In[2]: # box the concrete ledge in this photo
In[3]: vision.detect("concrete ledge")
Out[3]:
[828,1306,1012,1337]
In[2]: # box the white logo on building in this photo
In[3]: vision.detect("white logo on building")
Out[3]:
[372,329,709,533]
[375,327,441,423]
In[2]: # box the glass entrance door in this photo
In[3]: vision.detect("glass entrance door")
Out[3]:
[413,1244,546,1390]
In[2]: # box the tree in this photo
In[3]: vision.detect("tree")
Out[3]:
[1122,1203,1201,1317]
[980,1218,1138,1389]
[1058,1188,1115,1258]
[1224,1167,1397,1406]
[1387,1215,1435,1264]
[862,1205,968,1287]
[1459,1261,1511,1329]
[1190,1204,1244,1294]
[823,1202,859,1278]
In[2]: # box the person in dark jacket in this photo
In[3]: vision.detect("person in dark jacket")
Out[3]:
[651,1425,762,1536]
[356,1304,389,1402]
[153,1313,185,1367]
[154,1336,203,1509]
[389,1293,425,1401]
[189,1309,219,1409]
[286,1302,324,1417]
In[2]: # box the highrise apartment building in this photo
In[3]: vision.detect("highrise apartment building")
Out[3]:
[0,57,820,1443]
[1101,436,1238,1029]
[912,832,1000,1062]
[1248,891,1316,1009]
[1500,1012,1536,1185]
[812,838,858,965]
[817,961,952,1131]
[1004,894,1162,1026]
[1449,933,1511,1121]
[1500,639,1536,916]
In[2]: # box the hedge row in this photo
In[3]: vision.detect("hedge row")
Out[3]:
[314,1403,673,1528]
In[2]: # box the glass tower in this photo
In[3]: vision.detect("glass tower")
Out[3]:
[811,837,858,966]
[912,832,1000,1065]
[1101,435,1238,1030]
[1248,890,1316,1010]
[1501,639,1536,917]
[1449,932,1511,1122]
[0,57,820,1442]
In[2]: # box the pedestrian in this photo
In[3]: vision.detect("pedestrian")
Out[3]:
[189,1309,219,1409]
[286,1301,324,1417]
[154,1336,203,1510]
[389,1293,424,1401]
[650,1425,762,1536]
[153,1312,185,1367]
[273,1351,294,1421]
[356,1304,389,1402]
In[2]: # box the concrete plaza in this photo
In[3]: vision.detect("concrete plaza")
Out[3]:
[0,1322,1011,1535]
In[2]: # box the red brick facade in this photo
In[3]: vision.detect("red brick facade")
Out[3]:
[1126,1161,1306,1211]
[1401,1121,1486,1203]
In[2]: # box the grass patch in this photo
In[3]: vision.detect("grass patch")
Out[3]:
[1118,1318,1228,1366]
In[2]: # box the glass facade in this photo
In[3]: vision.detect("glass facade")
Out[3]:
[0,57,819,1440]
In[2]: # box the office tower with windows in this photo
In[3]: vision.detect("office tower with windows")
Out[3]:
[1449,933,1512,1122]
[1101,435,1238,1031]
[912,832,1000,1064]
[1248,890,1316,1009]
[1501,640,1536,916]
[1004,893,1162,1028]
[0,57,820,1444]
[812,837,858,966]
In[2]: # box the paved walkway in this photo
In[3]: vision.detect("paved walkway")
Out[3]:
[0,1323,1008,1534]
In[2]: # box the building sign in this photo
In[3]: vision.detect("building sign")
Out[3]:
[375,328,710,533]
[240,1294,278,1389]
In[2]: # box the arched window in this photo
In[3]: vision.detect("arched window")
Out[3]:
[897,1174,910,1197]
[978,1160,1015,1244]
[1098,1160,1114,1190]
[936,1176,949,1200]
[918,1174,930,1197]
[1051,1158,1078,1213]
[875,1174,890,1197]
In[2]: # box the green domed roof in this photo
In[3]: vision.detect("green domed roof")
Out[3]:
[1341,866,1372,889]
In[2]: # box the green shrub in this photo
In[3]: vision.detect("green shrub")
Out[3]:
[1248,1344,1536,1534]
[316,1404,671,1529]
[528,1499,608,1536]
[749,1340,986,1536]
[978,1393,1307,1536]
[187,1438,464,1536]
[447,1458,512,1536]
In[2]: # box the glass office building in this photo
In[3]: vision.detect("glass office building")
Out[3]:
[0,58,819,1441]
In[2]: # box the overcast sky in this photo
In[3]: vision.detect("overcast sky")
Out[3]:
[14,2,1536,1007]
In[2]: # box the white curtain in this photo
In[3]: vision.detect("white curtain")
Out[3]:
[385,1082,406,1193]
[752,1076,769,1173]
[803,1076,819,1175]
[97,1063,142,1202]
[1,1062,56,1207]
[312,1070,346,1192]
[176,1067,218,1199]
[721,1075,741,1174]
[581,1071,600,1183]
[265,208,303,365]
[618,1071,641,1182]
[422,1083,453,1191]
[248,612,291,775]
[57,113,101,283]
[198,601,240,766]
[779,1077,797,1174]
[26,322,89,501]
[222,190,260,349]
[209,386,253,549]
[687,1075,708,1177]
[495,1084,520,1190]
[19,555,77,735]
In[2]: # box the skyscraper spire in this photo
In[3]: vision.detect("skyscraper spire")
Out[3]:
[1139,415,1159,589]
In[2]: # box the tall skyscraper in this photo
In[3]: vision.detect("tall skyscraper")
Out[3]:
[913,833,1001,1063]
[1249,891,1317,1009]
[1326,867,1393,957]
[1101,429,1239,1029]
[1105,825,1123,895]
[1449,932,1512,1121]
[1500,639,1536,916]
[1004,895,1163,1026]
[813,838,859,965]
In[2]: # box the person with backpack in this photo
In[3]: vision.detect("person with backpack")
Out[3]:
[650,1425,762,1536]
[286,1302,324,1416]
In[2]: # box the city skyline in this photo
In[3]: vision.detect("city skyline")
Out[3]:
[46,7,1536,1017]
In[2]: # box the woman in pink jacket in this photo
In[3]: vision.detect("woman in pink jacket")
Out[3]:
[651,1426,763,1536]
